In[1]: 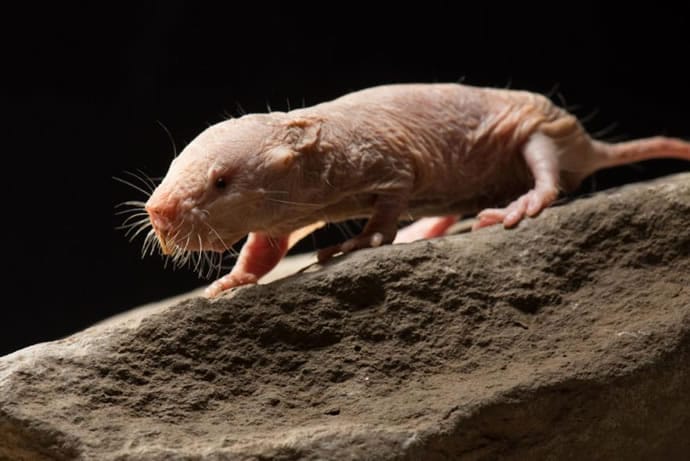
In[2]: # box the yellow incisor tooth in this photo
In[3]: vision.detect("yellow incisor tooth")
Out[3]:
[158,234,173,255]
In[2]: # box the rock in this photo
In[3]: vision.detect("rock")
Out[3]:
[2,173,689,460]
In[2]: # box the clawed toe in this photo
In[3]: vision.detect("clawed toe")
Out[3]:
[473,209,505,230]
[474,188,553,231]
[205,272,258,298]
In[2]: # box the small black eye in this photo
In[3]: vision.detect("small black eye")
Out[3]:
[215,177,227,189]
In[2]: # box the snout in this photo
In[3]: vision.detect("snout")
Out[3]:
[145,203,173,232]
[145,199,178,255]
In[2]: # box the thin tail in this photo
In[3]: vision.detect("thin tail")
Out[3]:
[592,136,690,171]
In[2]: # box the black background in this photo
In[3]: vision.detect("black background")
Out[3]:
[5,3,689,356]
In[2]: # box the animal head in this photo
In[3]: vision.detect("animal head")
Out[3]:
[144,113,324,256]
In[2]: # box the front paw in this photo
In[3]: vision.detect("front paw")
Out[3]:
[205,272,259,298]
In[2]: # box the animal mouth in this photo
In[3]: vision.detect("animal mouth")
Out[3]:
[153,228,175,255]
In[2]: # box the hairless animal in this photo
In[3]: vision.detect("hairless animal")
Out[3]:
[139,83,690,297]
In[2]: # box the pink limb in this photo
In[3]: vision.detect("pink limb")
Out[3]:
[317,194,407,262]
[393,216,459,243]
[473,132,561,231]
[204,221,327,297]
[205,232,290,297]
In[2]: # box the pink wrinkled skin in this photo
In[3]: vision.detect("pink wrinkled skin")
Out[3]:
[143,83,690,297]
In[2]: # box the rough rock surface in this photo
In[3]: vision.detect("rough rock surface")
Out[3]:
[2,173,690,460]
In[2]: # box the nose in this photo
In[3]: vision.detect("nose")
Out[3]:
[145,200,176,232]
[145,199,179,255]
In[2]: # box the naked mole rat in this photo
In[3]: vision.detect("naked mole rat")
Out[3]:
[138,83,690,297]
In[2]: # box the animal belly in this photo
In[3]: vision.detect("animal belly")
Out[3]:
[407,159,534,218]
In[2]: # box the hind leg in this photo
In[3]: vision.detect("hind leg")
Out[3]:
[473,132,561,230]
[317,194,407,261]
[393,216,459,243]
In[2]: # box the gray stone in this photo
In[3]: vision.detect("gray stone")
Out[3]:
[1,173,689,460]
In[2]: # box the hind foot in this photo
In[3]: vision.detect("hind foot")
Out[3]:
[473,185,559,230]
[393,216,459,243]
[474,131,562,231]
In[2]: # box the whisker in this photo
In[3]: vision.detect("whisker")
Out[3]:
[545,82,560,99]
[196,251,205,278]
[331,222,348,241]
[183,232,192,254]
[592,122,620,140]
[331,221,353,241]
[172,236,187,265]
[555,91,568,109]
[123,170,155,194]
[122,218,150,236]
[203,251,215,279]
[215,252,224,279]
[114,207,147,217]
[203,255,212,279]
[136,168,158,192]
[118,212,150,227]
[203,221,237,256]
[158,248,175,269]
[115,217,148,237]
[115,200,147,210]
[193,235,204,273]
[144,230,158,258]
[345,220,362,238]
[235,101,246,116]
[218,254,227,276]
[128,221,153,242]
[172,252,183,266]
[113,176,152,198]
[187,251,195,273]
[156,120,178,159]
[203,222,228,251]
[120,216,149,230]
[265,197,323,209]
[206,252,216,279]
[178,252,188,269]
[579,107,600,124]
[167,221,185,245]
[142,229,157,258]
[168,230,189,260]
[171,248,183,268]
[189,251,199,275]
